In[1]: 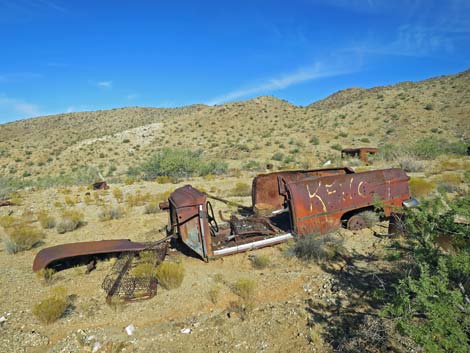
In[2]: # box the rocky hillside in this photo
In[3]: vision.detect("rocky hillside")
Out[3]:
[1,70,469,183]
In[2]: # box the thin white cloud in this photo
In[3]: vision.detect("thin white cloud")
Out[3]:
[126,93,139,100]
[0,95,41,117]
[0,72,43,82]
[96,81,112,88]
[206,61,356,105]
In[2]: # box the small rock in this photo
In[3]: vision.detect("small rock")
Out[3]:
[125,324,136,336]
[180,328,191,334]
[92,341,101,353]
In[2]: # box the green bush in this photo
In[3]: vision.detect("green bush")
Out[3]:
[136,148,227,179]
[271,152,284,161]
[385,196,470,352]
[412,137,467,159]
[98,206,123,221]
[232,278,256,301]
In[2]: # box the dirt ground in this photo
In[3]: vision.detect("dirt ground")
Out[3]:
[1,163,466,353]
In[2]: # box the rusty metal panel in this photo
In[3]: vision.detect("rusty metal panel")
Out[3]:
[169,185,212,259]
[33,239,149,272]
[341,147,379,164]
[252,167,354,213]
[284,168,410,236]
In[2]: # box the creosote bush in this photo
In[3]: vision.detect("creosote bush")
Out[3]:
[155,261,185,290]
[56,210,85,234]
[32,287,68,324]
[2,224,45,254]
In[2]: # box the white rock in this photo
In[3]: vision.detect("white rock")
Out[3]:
[180,328,191,334]
[92,341,101,353]
[125,324,136,336]
[0,316,6,323]
[323,160,332,166]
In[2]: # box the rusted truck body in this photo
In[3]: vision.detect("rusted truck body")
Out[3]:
[33,167,416,270]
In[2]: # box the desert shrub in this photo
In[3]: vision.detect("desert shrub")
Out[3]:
[241,160,262,171]
[230,182,251,197]
[207,285,220,304]
[126,191,151,207]
[399,157,425,172]
[291,233,345,263]
[155,261,185,290]
[56,210,85,234]
[198,160,228,176]
[32,287,68,324]
[377,144,402,161]
[271,152,284,161]
[98,206,123,221]
[331,143,342,151]
[310,136,320,145]
[36,268,56,284]
[412,137,467,160]
[64,196,76,206]
[131,263,156,279]
[359,210,380,228]
[232,278,256,301]
[0,186,12,200]
[37,210,56,229]
[136,148,226,180]
[2,224,45,254]
[249,255,271,269]
[409,178,435,198]
[144,202,160,214]
[112,188,123,202]
[0,215,20,228]
[155,176,173,184]
[385,196,470,352]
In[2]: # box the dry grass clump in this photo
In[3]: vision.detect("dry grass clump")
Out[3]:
[36,268,56,284]
[0,215,19,228]
[232,278,256,301]
[112,188,123,202]
[291,233,345,263]
[144,202,160,214]
[155,176,173,184]
[230,182,251,197]
[249,255,271,269]
[98,206,124,221]
[131,263,156,279]
[126,191,152,207]
[32,287,68,324]
[56,209,85,234]
[155,261,185,290]
[207,285,220,304]
[2,224,45,254]
[409,178,435,198]
[37,210,56,229]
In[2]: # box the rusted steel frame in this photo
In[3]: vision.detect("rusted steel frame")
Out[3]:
[205,193,252,211]
[252,167,355,213]
[33,239,151,272]
[284,168,410,236]
[0,200,13,207]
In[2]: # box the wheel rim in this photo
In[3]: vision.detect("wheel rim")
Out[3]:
[347,215,366,230]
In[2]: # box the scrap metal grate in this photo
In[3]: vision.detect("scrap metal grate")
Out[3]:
[102,242,167,303]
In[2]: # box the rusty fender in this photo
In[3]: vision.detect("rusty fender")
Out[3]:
[33,239,149,272]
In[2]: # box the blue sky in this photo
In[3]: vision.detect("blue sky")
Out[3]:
[0,0,469,123]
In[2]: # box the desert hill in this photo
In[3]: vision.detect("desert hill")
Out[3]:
[1,70,469,184]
